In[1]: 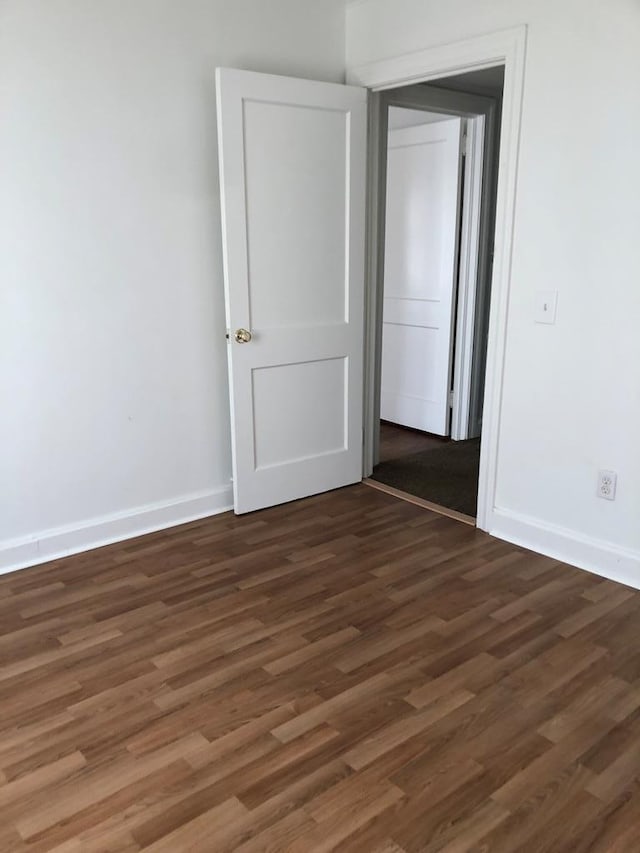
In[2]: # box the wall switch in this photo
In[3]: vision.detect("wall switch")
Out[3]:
[597,470,617,501]
[534,290,558,324]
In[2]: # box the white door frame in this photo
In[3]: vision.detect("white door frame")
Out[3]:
[452,113,485,441]
[347,26,527,532]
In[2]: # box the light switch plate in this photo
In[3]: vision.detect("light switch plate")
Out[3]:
[534,290,558,325]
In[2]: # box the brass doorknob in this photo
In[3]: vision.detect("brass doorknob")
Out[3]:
[234,328,252,343]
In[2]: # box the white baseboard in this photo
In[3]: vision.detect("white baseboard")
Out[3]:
[490,507,640,590]
[5,490,637,592]
[0,485,234,577]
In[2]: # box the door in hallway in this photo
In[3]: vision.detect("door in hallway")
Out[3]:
[381,117,463,436]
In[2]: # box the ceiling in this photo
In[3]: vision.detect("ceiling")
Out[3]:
[431,66,505,97]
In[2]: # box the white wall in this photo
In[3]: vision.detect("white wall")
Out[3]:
[4,0,639,584]
[0,0,345,571]
[348,0,640,581]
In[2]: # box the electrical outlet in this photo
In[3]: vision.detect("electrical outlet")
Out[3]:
[597,470,617,501]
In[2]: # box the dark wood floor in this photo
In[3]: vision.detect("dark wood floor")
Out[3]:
[379,421,447,464]
[2,485,640,851]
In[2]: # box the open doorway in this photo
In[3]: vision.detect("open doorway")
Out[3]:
[367,67,504,522]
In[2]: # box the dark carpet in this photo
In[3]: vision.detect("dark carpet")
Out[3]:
[372,438,481,517]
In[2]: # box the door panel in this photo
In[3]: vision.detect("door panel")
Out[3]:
[243,100,348,329]
[216,68,366,514]
[381,117,463,436]
[252,358,347,470]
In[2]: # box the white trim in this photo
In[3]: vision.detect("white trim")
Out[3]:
[347,28,522,91]
[0,485,234,577]
[362,90,388,473]
[349,25,527,533]
[451,114,484,441]
[491,507,640,591]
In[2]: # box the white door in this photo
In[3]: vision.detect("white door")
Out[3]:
[216,68,367,514]
[381,117,463,436]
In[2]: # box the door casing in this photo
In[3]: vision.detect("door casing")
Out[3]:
[348,25,527,533]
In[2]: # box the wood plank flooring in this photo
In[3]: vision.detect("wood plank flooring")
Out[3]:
[2,484,640,851]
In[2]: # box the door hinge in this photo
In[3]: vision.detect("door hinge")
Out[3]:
[461,131,469,157]
[449,390,454,408]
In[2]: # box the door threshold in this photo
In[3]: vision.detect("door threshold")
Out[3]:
[363,478,476,527]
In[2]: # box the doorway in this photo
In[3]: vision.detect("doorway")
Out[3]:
[366,68,504,522]
[216,27,526,524]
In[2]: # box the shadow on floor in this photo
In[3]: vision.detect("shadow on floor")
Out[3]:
[373,423,480,517]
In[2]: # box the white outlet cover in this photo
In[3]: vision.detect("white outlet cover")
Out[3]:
[534,290,558,325]
[597,469,617,501]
